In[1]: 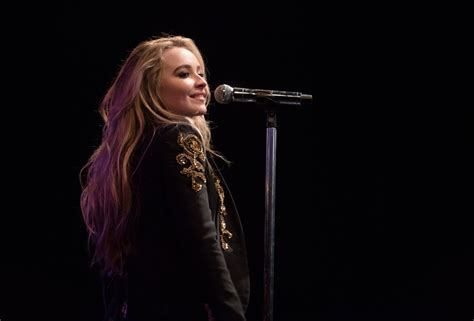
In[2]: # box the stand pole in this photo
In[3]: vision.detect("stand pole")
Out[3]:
[263,111,277,321]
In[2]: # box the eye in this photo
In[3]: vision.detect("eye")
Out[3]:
[198,73,205,78]
[177,71,190,78]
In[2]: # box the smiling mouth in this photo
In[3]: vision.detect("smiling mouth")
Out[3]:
[190,94,207,101]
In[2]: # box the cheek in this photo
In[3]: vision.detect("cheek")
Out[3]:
[160,84,182,105]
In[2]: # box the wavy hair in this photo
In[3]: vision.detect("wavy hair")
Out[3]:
[80,35,216,276]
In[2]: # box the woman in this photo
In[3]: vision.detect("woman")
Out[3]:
[80,35,250,321]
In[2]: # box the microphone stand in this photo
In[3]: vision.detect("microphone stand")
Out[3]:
[214,87,311,321]
[258,94,309,321]
[263,111,277,321]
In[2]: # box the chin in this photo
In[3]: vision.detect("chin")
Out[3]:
[195,107,207,115]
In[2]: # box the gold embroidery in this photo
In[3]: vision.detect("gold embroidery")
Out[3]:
[213,173,233,252]
[176,132,207,192]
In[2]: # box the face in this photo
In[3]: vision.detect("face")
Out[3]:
[158,47,209,117]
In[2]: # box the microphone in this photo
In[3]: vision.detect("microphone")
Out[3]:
[213,84,312,106]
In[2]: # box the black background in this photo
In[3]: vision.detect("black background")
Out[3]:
[1,3,472,321]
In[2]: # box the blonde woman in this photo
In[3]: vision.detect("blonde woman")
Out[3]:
[80,35,250,321]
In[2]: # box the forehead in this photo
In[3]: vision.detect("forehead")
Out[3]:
[161,47,201,70]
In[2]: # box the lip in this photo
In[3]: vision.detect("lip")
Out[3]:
[190,93,207,102]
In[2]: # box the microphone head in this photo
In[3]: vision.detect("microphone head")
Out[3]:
[213,84,234,104]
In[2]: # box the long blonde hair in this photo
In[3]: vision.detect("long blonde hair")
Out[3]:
[80,35,215,276]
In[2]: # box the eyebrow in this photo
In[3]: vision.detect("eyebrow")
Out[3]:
[173,64,202,73]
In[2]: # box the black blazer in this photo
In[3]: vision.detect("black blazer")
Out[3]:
[103,124,250,321]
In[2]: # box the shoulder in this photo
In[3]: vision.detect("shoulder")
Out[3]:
[155,123,202,144]
[143,123,205,160]
[146,124,208,192]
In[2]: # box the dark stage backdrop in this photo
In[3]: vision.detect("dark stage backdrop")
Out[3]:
[1,3,472,321]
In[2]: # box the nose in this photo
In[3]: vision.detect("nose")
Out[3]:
[195,74,208,88]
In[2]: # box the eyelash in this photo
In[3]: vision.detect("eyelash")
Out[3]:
[178,72,205,79]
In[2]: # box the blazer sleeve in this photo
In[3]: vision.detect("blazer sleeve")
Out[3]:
[153,124,246,321]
